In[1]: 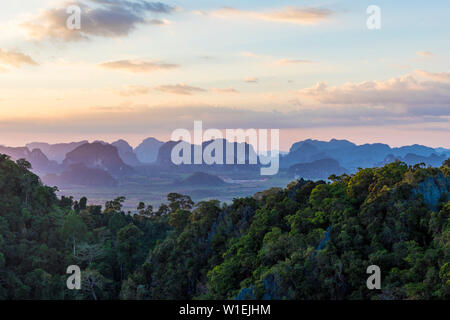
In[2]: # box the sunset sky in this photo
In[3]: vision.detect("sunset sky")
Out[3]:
[0,0,449,150]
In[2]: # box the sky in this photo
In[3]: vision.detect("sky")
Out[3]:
[0,0,449,150]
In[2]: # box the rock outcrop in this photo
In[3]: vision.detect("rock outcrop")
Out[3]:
[413,173,449,210]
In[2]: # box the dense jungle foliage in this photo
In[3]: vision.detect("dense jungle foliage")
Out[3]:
[0,153,449,300]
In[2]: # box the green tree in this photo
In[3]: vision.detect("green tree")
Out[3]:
[117,224,144,279]
[167,193,194,212]
[61,212,87,256]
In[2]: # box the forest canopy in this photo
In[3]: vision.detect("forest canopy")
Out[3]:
[0,154,449,300]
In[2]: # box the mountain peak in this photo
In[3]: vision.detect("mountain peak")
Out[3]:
[135,137,164,164]
[112,139,140,166]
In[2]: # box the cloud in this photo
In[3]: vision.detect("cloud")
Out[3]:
[415,70,450,82]
[192,10,208,16]
[298,73,450,118]
[199,55,214,60]
[2,103,448,138]
[147,18,170,25]
[0,48,38,67]
[114,85,152,96]
[113,85,238,96]
[90,104,135,112]
[276,59,313,65]
[244,77,259,83]
[20,0,177,42]
[99,59,178,73]
[416,51,433,57]
[213,6,332,25]
[240,51,261,58]
[155,83,206,95]
[211,87,239,94]
[260,7,332,24]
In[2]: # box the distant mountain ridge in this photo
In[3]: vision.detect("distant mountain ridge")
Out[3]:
[1,138,448,183]
[26,141,88,163]
[377,153,448,168]
[282,139,448,172]
[26,137,165,167]
[289,138,356,153]
[1,138,165,185]
[0,145,59,174]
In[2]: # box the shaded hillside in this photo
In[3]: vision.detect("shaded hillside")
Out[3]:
[112,140,141,167]
[134,137,164,164]
[63,142,134,176]
[177,172,227,187]
[43,163,117,187]
[282,142,327,166]
[129,159,450,300]
[392,144,439,157]
[287,158,348,179]
[156,139,260,173]
[401,153,446,167]
[0,154,168,300]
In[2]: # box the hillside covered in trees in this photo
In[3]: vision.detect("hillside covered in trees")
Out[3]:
[0,153,449,300]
